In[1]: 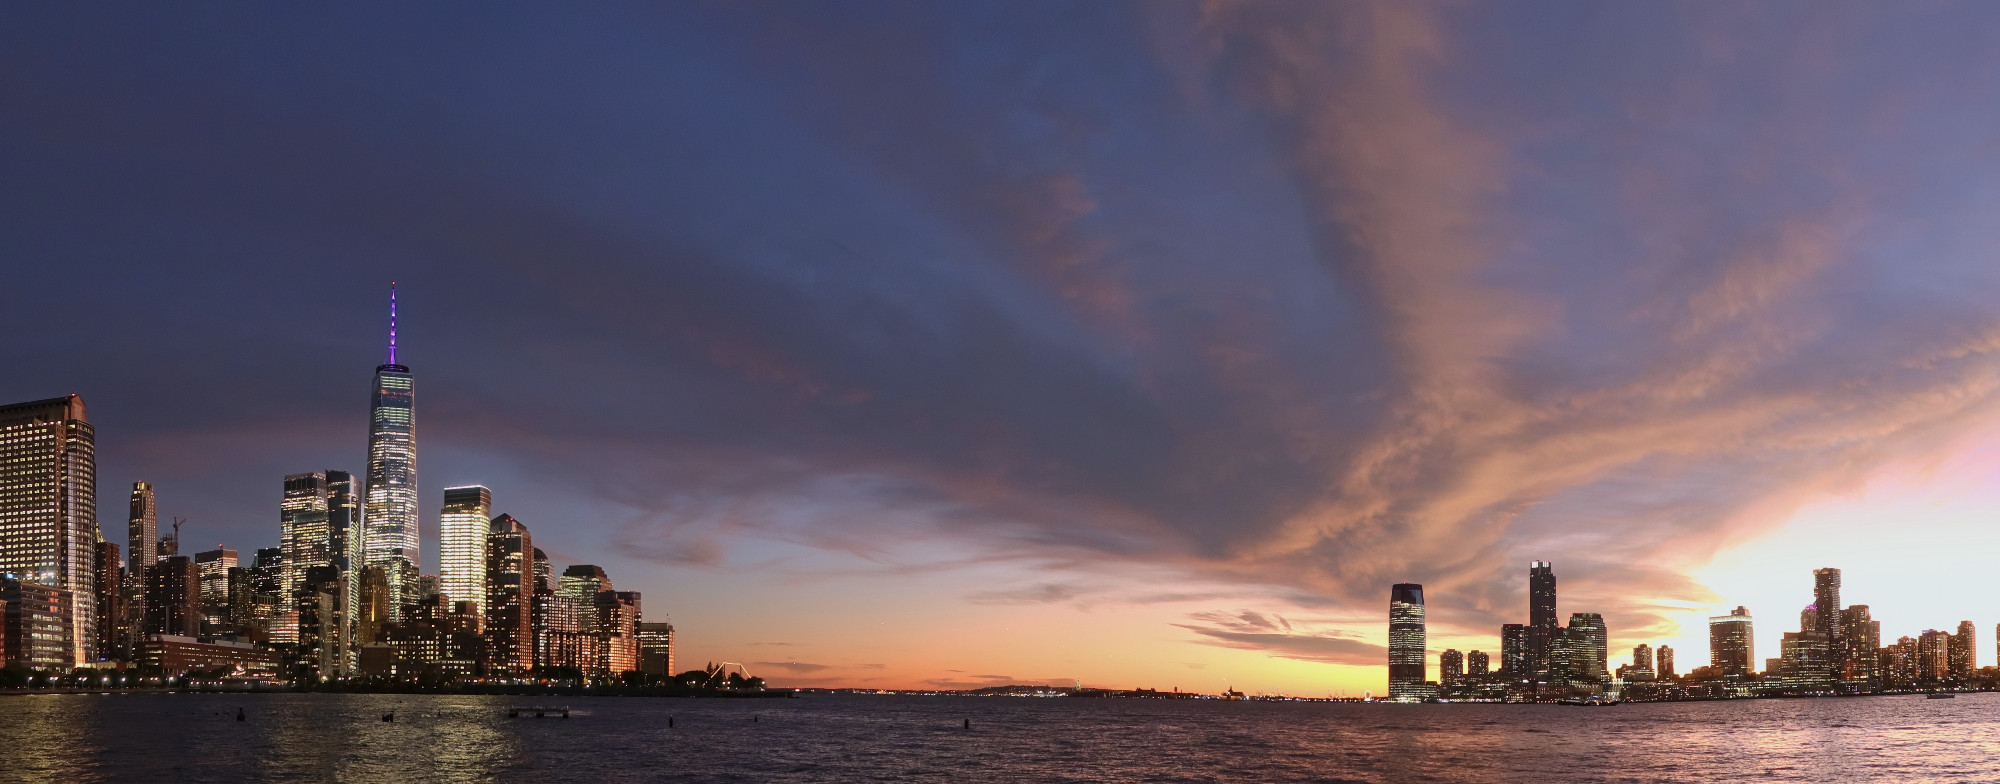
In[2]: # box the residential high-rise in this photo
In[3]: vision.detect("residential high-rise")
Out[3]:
[1528,561,1556,678]
[439,486,490,616]
[1,577,72,669]
[484,514,534,677]
[1440,649,1464,685]
[1466,649,1489,679]
[295,564,349,680]
[127,482,158,578]
[1388,583,1427,699]
[194,548,236,634]
[1918,630,1951,680]
[1811,568,1844,682]
[1657,644,1675,679]
[1628,644,1655,681]
[1950,620,1976,678]
[0,395,97,668]
[365,284,419,618]
[1709,606,1754,677]
[1841,606,1878,690]
[1500,623,1527,678]
[93,539,122,662]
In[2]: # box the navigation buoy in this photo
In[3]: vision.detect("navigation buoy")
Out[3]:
[669,715,675,728]
[753,715,759,723]
[963,718,970,730]
[236,707,246,722]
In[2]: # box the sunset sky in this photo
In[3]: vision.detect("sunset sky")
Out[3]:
[9,2,2000,695]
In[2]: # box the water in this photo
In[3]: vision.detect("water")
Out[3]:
[1,691,1996,782]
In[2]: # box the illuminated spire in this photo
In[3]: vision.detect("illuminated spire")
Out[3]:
[388,282,398,366]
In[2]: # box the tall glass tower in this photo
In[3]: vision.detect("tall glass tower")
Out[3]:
[0,395,97,668]
[1528,561,1557,678]
[439,485,491,616]
[365,284,419,618]
[1388,583,1427,700]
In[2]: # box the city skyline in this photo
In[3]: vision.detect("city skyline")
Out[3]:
[16,3,2000,695]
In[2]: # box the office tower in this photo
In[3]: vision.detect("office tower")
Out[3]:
[532,549,552,593]
[1657,645,1675,679]
[484,514,534,677]
[93,539,122,662]
[1779,629,1833,691]
[637,621,675,679]
[597,589,642,677]
[1500,623,1527,677]
[1950,621,1976,678]
[365,284,419,618]
[1528,561,1556,678]
[194,548,237,607]
[439,486,491,616]
[144,556,201,637]
[0,395,97,668]
[1565,613,1608,682]
[1,578,72,669]
[355,565,392,646]
[295,565,348,679]
[1388,583,1427,699]
[1440,649,1464,685]
[280,472,331,603]
[1467,649,1489,679]
[559,564,612,603]
[417,574,442,603]
[325,470,362,642]
[1812,568,1844,677]
[1841,606,1878,690]
[1709,606,1754,677]
[224,567,254,632]
[127,482,158,577]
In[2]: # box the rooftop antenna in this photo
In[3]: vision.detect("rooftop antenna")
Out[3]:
[387,282,398,366]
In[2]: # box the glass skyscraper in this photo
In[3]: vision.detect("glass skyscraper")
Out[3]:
[127,482,157,577]
[485,514,535,677]
[1708,606,1755,676]
[1528,561,1556,678]
[365,284,419,618]
[0,395,96,668]
[439,485,491,617]
[1388,583,1427,700]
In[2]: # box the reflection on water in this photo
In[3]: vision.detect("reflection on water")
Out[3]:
[2,691,2000,782]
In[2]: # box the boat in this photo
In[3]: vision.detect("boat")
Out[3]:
[1927,693,1956,700]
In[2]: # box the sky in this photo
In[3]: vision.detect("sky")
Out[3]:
[8,2,2000,695]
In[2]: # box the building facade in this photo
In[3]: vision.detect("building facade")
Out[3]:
[0,395,97,667]
[1528,561,1556,678]
[364,285,419,618]
[1708,606,1754,677]
[438,485,490,617]
[1388,583,1427,699]
[484,514,534,677]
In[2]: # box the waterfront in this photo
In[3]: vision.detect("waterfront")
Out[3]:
[4,692,1999,783]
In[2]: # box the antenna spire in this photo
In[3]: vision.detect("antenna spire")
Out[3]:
[388,282,398,365]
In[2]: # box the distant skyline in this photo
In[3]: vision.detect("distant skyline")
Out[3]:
[11,2,2000,694]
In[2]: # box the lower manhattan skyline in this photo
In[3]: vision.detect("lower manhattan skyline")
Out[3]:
[14,2,2000,705]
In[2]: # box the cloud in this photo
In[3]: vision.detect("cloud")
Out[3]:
[1176,610,1384,666]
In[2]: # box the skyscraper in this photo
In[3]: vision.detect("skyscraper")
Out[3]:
[1500,623,1527,678]
[280,473,331,601]
[637,621,675,680]
[1565,612,1608,683]
[365,284,419,617]
[144,555,200,638]
[439,486,491,616]
[0,395,97,667]
[1709,606,1754,677]
[93,539,122,662]
[1951,620,1976,678]
[1388,583,1427,700]
[325,470,362,641]
[1440,649,1464,685]
[127,482,157,578]
[1841,606,1878,690]
[1528,561,1556,678]
[1628,643,1655,681]
[1466,650,1489,679]
[1657,644,1675,679]
[485,514,534,677]
[1812,568,1844,682]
